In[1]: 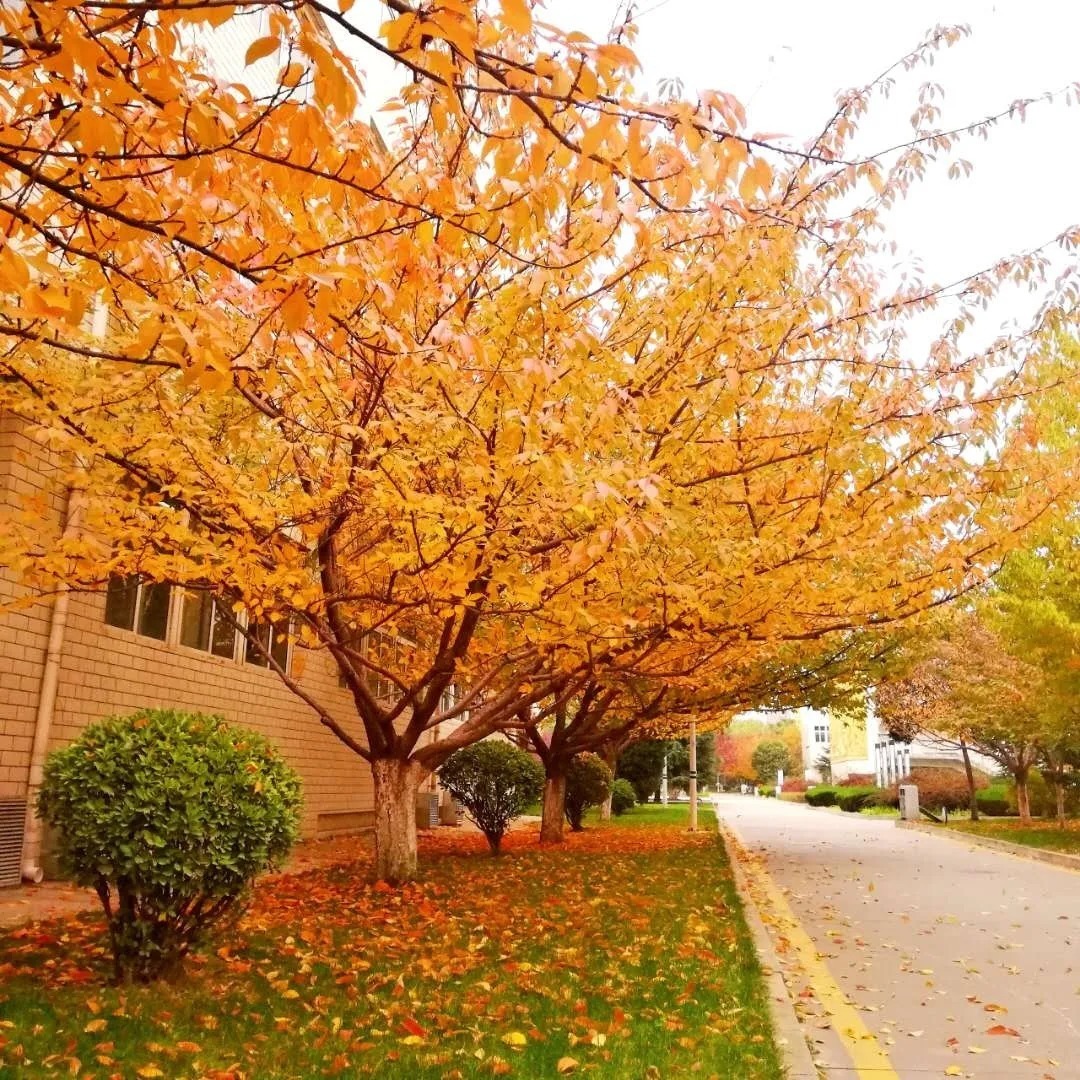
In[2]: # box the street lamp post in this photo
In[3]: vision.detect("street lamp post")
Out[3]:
[689,719,698,831]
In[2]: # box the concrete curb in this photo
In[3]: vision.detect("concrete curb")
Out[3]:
[897,820,1080,871]
[716,815,820,1080]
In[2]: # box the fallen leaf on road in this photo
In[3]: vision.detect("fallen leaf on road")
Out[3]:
[986,1024,1020,1037]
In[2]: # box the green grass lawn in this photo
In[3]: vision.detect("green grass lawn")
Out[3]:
[0,803,781,1079]
[947,818,1080,854]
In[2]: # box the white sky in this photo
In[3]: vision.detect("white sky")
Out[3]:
[546,0,1080,287]
[339,0,1079,335]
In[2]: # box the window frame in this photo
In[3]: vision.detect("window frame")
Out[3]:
[103,574,291,674]
[103,574,171,641]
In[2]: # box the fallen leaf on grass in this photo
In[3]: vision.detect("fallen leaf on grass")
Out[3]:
[556,1057,579,1074]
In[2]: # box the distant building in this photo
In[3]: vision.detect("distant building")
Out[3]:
[735,696,997,786]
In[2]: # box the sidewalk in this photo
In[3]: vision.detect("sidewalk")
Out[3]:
[715,793,1080,1078]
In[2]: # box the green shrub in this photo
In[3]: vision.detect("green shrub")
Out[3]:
[610,778,636,816]
[806,785,838,807]
[974,782,1011,817]
[565,753,613,831]
[38,709,302,983]
[835,786,880,812]
[438,741,545,853]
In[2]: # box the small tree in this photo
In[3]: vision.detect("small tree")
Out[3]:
[37,709,301,983]
[610,779,637,816]
[565,754,614,831]
[751,741,792,786]
[438,742,545,854]
[616,740,671,803]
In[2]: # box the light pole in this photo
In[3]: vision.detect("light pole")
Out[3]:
[689,719,698,831]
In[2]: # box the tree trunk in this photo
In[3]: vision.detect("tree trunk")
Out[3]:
[1015,770,1032,825]
[371,758,425,884]
[1055,781,1067,828]
[599,749,618,821]
[540,773,567,844]
[960,739,979,822]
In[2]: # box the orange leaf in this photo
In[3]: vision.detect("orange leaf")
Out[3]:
[500,0,532,34]
[244,36,280,67]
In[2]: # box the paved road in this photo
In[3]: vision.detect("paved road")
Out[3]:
[715,795,1080,1078]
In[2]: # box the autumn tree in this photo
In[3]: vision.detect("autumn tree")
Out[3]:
[2,1,1080,882]
[877,612,1045,822]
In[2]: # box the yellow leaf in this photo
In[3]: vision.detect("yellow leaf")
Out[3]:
[500,0,532,35]
[944,1068,963,1077]
[402,1034,424,1045]
[245,36,280,66]
[136,1068,165,1079]
[557,1058,579,1075]
[83,1019,107,1033]
[502,1031,527,1047]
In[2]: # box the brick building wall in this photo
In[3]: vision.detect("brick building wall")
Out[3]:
[0,416,376,849]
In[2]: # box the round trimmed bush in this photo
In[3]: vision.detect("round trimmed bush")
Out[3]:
[38,709,302,982]
[438,741,545,854]
[565,753,613,831]
[806,785,838,807]
[610,778,636,816]
[835,786,878,812]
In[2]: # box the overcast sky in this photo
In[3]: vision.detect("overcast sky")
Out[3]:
[547,0,1079,289]
[343,0,1079,335]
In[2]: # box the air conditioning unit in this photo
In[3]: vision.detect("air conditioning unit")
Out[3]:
[0,799,26,887]
[415,792,440,830]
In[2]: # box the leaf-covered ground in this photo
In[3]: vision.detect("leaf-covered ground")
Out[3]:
[948,818,1080,854]
[0,805,781,1079]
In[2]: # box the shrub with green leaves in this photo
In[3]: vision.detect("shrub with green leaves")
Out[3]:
[805,785,838,807]
[37,709,301,982]
[977,782,1012,817]
[438,741,545,854]
[835,786,879,812]
[610,778,636,816]
[564,753,613,830]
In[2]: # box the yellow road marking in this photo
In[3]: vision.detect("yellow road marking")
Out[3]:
[727,830,899,1079]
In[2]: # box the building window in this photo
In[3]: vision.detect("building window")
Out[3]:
[245,618,291,670]
[178,589,241,659]
[364,629,406,702]
[104,575,171,641]
[104,577,290,672]
[813,723,829,745]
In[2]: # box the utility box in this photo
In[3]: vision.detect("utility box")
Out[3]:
[899,784,920,821]
[439,792,463,826]
[415,792,440,830]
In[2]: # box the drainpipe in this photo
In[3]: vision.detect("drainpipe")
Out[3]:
[22,480,84,883]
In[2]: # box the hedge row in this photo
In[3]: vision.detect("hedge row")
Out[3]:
[807,784,885,812]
